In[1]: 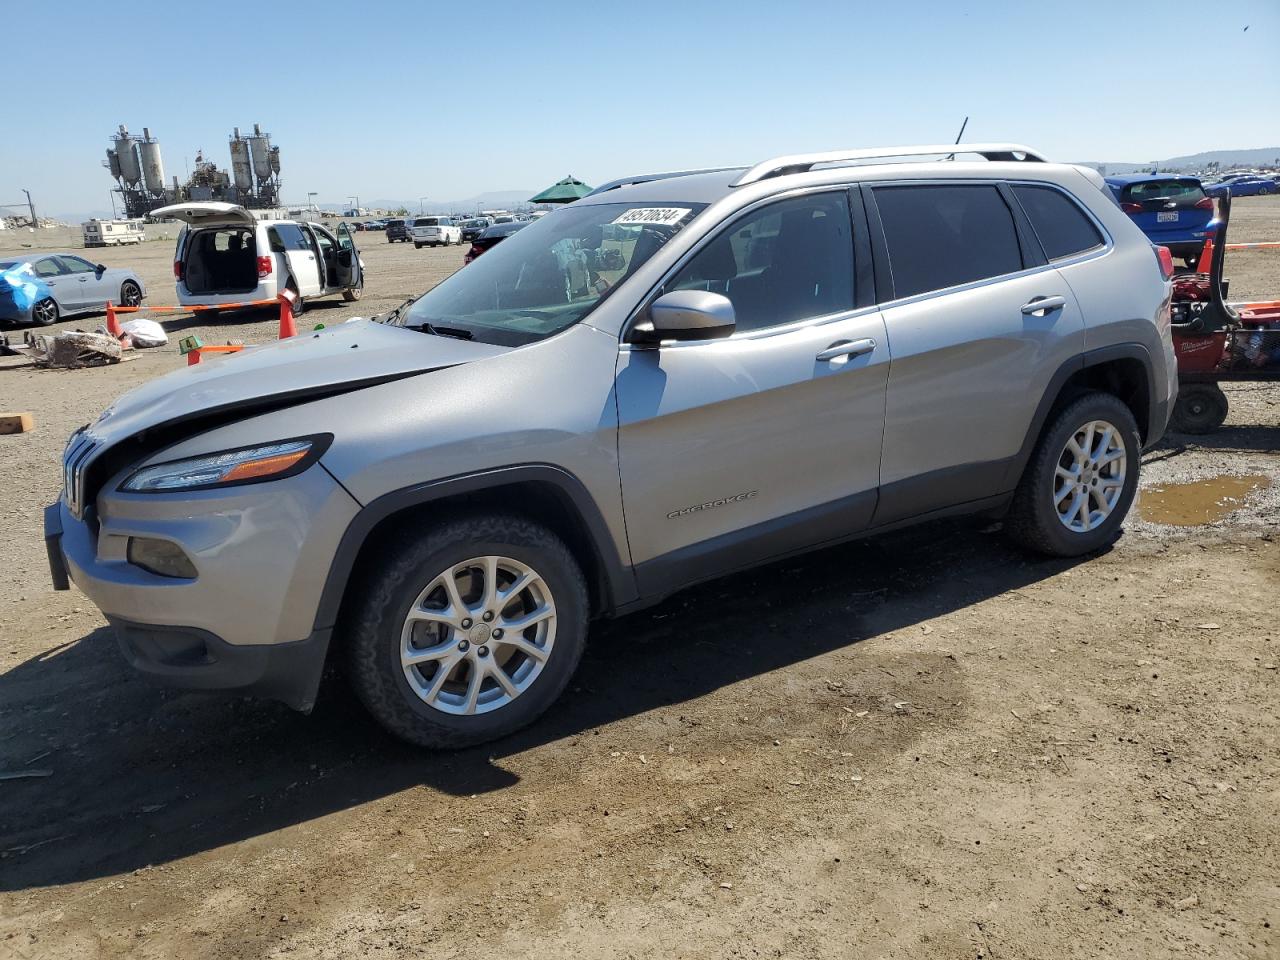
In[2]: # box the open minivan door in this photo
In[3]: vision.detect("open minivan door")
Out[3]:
[148,201,259,226]
[335,221,363,298]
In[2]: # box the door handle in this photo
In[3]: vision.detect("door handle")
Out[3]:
[816,338,876,362]
[1021,295,1067,315]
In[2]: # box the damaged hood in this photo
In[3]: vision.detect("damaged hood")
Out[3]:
[87,319,510,447]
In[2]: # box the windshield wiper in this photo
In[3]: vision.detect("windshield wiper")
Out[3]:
[413,321,474,341]
[380,296,417,326]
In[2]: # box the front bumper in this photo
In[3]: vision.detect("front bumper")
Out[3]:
[44,462,360,710]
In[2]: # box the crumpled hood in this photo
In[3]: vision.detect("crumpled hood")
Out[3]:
[87,319,510,447]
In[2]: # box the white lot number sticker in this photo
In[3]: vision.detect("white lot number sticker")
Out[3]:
[612,207,692,227]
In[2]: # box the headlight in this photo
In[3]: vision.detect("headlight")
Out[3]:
[120,435,331,493]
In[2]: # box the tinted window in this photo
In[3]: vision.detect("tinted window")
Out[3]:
[1120,179,1204,204]
[58,255,97,274]
[874,185,1023,299]
[33,257,63,278]
[269,223,311,252]
[667,192,854,333]
[1013,185,1103,261]
[415,218,440,227]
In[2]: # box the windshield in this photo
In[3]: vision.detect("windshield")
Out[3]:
[383,201,706,346]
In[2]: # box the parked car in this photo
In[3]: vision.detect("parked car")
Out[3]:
[0,253,145,326]
[1207,174,1277,197]
[385,219,413,243]
[1104,174,1218,266]
[462,220,527,264]
[412,216,462,248]
[364,220,386,231]
[47,143,1175,749]
[460,218,491,243]
[351,221,367,232]
[150,201,364,316]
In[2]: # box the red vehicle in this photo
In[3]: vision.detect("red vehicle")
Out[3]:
[1168,193,1280,433]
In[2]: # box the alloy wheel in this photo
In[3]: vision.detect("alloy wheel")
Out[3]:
[33,298,58,325]
[1053,419,1127,533]
[400,556,556,716]
[121,282,142,307]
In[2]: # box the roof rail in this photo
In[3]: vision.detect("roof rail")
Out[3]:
[586,167,745,197]
[730,143,1047,187]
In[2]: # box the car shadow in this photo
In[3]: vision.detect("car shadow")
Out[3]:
[1153,423,1280,457]
[0,516,1092,891]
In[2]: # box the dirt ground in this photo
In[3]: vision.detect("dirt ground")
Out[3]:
[0,201,1278,960]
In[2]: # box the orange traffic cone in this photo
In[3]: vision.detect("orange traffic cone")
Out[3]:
[278,289,297,339]
[1196,236,1215,275]
[105,300,120,337]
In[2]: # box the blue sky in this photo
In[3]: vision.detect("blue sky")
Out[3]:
[6,0,1278,217]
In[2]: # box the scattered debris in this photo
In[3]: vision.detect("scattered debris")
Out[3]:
[0,411,34,434]
[1175,894,1199,910]
[1197,623,1222,631]
[31,331,123,369]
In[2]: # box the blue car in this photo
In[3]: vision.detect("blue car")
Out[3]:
[1104,174,1219,266]
[1207,174,1277,198]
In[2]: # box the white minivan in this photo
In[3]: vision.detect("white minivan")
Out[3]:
[152,202,364,315]
[411,215,462,248]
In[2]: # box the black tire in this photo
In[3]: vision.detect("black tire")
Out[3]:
[32,297,58,326]
[1005,391,1141,557]
[342,284,363,302]
[414,243,423,249]
[346,514,589,749]
[1259,187,1272,196]
[119,280,143,307]
[1169,383,1228,435]
[285,283,306,317]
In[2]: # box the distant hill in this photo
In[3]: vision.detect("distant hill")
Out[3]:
[1075,147,1280,175]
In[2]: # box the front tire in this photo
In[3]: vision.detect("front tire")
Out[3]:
[346,515,589,749]
[1169,383,1228,434]
[32,297,59,326]
[119,280,142,307]
[414,243,423,249]
[1006,392,1140,557]
[342,284,363,302]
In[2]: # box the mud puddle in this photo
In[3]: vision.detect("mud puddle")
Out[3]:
[1139,474,1270,526]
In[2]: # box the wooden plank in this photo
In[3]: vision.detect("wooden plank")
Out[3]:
[0,412,34,434]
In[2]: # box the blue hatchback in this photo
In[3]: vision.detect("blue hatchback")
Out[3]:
[1104,174,1219,266]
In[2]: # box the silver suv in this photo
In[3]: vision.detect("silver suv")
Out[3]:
[45,144,1177,748]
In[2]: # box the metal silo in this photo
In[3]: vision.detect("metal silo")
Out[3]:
[105,148,122,180]
[229,128,254,192]
[139,127,166,195]
[249,122,272,187]
[114,125,142,188]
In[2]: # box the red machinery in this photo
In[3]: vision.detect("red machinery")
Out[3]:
[1169,192,1280,433]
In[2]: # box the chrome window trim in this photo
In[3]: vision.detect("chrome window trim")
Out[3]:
[863,178,1115,311]
[1005,178,1113,267]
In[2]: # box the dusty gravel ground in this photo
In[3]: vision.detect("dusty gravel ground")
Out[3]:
[0,200,1278,960]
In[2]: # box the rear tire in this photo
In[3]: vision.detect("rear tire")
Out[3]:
[345,514,589,749]
[1169,383,1228,435]
[1005,392,1141,557]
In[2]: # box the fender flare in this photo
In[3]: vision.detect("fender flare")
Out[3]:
[312,463,637,633]
[1002,342,1157,490]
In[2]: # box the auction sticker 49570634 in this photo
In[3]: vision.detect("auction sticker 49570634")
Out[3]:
[612,208,693,227]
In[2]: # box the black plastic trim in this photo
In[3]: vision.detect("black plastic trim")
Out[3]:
[44,502,69,591]
[312,463,635,631]
[108,617,330,713]
[873,459,1015,527]
[633,489,877,598]
[847,186,877,309]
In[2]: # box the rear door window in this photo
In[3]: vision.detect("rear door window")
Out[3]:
[1012,185,1104,261]
[667,191,855,333]
[873,184,1023,299]
[33,257,64,278]
[269,223,312,252]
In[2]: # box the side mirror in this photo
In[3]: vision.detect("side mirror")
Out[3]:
[96,264,107,273]
[630,290,735,345]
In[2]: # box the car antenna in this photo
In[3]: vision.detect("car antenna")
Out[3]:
[945,116,969,161]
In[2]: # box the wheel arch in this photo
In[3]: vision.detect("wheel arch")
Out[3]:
[314,465,636,638]
[1004,343,1156,489]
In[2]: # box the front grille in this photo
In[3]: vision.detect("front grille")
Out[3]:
[63,431,100,519]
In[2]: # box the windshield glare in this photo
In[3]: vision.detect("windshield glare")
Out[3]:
[388,201,706,345]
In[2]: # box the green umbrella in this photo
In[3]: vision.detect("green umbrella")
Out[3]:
[529,175,594,204]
